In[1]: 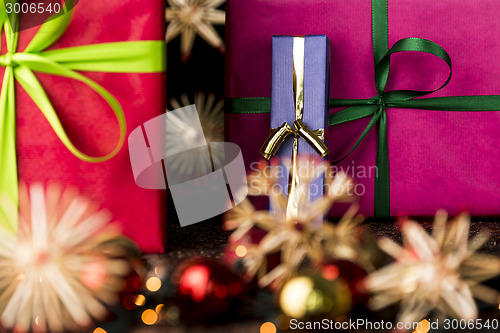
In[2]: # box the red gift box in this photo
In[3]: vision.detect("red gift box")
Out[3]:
[2,0,166,252]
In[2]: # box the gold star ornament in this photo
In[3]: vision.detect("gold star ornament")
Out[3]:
[365,211,500,323]
[166,0,226,62]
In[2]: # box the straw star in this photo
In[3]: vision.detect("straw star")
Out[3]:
[0,184,132,332]
[166,93,224,180]
[365,211,500,323]
[224,157,360,288]
[166,0,226,62]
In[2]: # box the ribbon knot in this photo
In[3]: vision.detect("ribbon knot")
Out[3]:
[0,53,14,67]
[376,95,387,111]
[260,119,328,160]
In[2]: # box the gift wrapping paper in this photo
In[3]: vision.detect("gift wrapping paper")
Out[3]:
[265,35,330,218]
[2,0,166,252]
[225,0,500,217]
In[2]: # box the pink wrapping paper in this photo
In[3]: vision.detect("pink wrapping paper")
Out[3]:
[5,0,166,251]
[225,0,500,217]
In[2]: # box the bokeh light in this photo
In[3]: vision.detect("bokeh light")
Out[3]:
[260,322,277,333]
[135,294,146,306]
[235,245,247,257]
[279,277,313,318]
[142,309,158,325]
[155,304,165,313]
[146,276,162,292]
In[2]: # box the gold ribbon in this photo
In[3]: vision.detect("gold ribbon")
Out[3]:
[259,37,328,218]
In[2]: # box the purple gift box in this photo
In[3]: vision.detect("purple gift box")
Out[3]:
[262,35,330,213]
[225,0,500,218]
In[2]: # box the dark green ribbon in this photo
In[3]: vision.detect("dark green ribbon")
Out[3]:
[225,0,500,217]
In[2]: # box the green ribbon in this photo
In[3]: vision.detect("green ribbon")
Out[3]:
[225,0,500,217]
[0,0,166,232]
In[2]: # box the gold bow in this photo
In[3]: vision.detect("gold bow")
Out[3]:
[260,120,328,160]
[259,37,329,219]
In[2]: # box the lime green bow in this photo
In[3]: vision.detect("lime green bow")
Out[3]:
[0,0,165,232]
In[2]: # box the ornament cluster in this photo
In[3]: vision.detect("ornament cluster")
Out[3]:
[99,159,500,333]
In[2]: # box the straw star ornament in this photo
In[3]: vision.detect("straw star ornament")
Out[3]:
[224,158,361,288]
[166,93,224,179]
[168,93,224,145]
[166,0,226,62]
[0,184,132,332]
[365,211,500,323]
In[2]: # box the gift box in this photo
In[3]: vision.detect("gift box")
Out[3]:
[262,35,330,218]
[1,0,166,252]
[225,0,500,217]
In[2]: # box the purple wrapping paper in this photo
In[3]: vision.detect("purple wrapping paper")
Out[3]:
[271,35,331,204]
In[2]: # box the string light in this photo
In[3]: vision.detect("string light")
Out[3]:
[155,304,165,313]
[235,245,247,257]
[141,309,158,325]
[135,294,146,306]
[146,276,162,292]
[260,322,277,333]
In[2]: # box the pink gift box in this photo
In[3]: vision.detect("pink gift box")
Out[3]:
[6,0,166,252]
[225,0,500,217]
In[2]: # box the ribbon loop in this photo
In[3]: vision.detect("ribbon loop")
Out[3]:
[260,122,294,159]
[259,120,329,160]
[293,119,328,157]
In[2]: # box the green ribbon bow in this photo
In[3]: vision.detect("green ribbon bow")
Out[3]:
[0,0,165,232]
[225,0,500,217]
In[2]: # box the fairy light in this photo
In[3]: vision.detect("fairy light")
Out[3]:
[260,322,277,333]
[155,304,164,313]
[135,294,146,306]
[235,245,247,257]
[93,328,107,333]
[146,276,162,292]
[141,309,158,325]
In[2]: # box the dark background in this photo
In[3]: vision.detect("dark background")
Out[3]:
[165,3,227,252]
[165,15,226,107]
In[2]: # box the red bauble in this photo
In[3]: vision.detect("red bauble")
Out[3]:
[224,227,281,279]
[119,258,147,310]
[318,259,369,305]
[172,257,247,322]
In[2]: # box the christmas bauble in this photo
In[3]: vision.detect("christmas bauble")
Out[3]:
[172,257,247,321]
[99,237,147,311]
[224,227,281,281]
[318,259,369,305]
[279,273,352,320]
